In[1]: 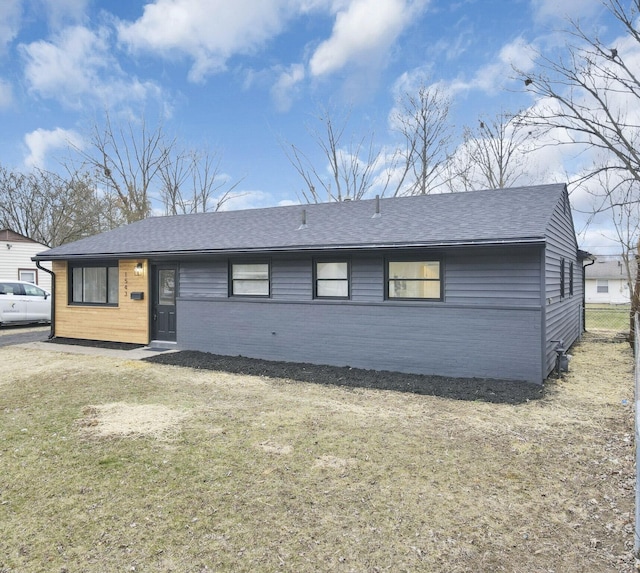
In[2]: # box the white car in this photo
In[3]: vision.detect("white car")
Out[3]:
[0,280,51,326]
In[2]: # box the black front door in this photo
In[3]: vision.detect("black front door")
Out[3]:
[152,265,177,341]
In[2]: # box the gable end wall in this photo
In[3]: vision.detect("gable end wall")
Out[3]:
[544,191,582,376]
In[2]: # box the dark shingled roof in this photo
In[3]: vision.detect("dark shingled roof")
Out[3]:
[35,184,567,260]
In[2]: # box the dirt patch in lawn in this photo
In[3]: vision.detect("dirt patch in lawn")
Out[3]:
[76,402,189,440]
[257,440,293,455]
[144,350,544,404]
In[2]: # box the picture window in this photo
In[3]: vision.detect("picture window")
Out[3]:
[387,260,442,300]
[70,262,118,305]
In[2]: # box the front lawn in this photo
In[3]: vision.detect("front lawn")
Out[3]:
[0,336,634,572]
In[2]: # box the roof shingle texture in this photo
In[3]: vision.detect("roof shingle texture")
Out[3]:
[36,184,566,259]
[586,259,636,279]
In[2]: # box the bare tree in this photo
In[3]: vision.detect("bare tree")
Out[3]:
[283,107,383,203]
[448,111,535,191]
[516,0,640,340]
[581,170,639,311]
[0,165,114,247]
[519,1,640,188]
[391,83,453,195]
[73,112,175,223]
[159,148,243,215]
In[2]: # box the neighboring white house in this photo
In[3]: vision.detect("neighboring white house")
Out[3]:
[585,258,634,305]
[0,229,52,292]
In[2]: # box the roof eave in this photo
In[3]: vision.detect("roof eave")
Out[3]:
[33,237,546,261]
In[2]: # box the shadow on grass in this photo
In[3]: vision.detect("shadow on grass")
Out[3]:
[144,350,544,405]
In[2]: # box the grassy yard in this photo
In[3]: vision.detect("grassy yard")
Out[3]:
[585,304,631,332]
[0,338,635,572]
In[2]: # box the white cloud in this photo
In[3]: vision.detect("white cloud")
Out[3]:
[531,0,601,23]
[271,63,305,112]
[0,0,22,52]
[117,0,294,82]
[309,0,427,77]
[0,78,13,109]
[20,25,162,109]
[444,36,538,97]
[23,127,82,169]
[391,66,434,98]
[117,0,429,84]
[219,189,279,211]
[39,0,89,26]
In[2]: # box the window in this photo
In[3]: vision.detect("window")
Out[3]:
[387,260,442,300]
[315,261,349,298]
[70,262,118,305]
[569,262,574,296]
[19,269,37,284]
[231,263,269,296]
[597,279,609,294]
[560,258,565,298]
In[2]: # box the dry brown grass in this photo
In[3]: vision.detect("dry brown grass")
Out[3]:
[0,335,635,572]
[76,403,189,440]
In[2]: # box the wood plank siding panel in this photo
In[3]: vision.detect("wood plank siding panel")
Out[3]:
[178,299,543,382]
[543,191,582,377]
[52,260,149,344]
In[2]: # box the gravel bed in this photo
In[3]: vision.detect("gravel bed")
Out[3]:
[144,350,544,405]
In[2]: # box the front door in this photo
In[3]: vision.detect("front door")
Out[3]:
[152,265,177,341]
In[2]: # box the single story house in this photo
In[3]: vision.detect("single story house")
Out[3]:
[585,258,634,305]
[34,183,583,384]
[1,229,52,291]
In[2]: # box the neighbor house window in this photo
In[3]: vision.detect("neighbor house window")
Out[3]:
[19,269,37,284]
[387,260,442,300]
[70,262,119,305]
[560,258,565,298]
[315,261,349,298]
[231,262,270,296]
[597,279,609,294]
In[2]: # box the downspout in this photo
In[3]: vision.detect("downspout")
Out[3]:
[35,260,55,339]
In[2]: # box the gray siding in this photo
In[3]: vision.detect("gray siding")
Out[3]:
[272,257,312,300]
[177,245,546,383]
[178,298,543,382]
[543,190,582,377]
[179,261,227,297]
[446,246,541,307]
[351,255,383,302]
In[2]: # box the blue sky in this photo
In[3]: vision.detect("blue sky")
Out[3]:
[0,0,626,252]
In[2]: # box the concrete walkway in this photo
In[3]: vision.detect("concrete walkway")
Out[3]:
[16,340,179,360]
